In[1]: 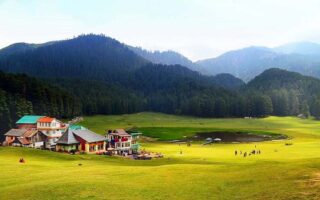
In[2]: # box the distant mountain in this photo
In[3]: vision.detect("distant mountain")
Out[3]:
[196,46,320,81]
[129,46,203,72]
[274,41,320,55]
[196,47,278,81]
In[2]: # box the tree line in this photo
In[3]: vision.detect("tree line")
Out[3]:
[2,68,320,138]
[0,72,81,137]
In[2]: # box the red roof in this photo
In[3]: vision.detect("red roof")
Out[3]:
[38,117,54,123]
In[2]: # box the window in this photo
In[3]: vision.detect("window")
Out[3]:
[89,145,95,152]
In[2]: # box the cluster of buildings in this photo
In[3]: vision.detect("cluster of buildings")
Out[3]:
[3,115,142,154]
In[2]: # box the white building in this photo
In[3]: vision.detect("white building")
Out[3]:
[36,117,67,149]
[107,129,132,154]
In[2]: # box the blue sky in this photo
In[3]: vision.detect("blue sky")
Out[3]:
[1,0,320,60]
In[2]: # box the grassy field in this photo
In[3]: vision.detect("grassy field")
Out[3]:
[1,112,320,199]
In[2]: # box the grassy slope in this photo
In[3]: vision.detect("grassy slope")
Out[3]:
[1,112,320,199]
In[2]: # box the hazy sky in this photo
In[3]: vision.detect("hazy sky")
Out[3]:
[1,0,320,60]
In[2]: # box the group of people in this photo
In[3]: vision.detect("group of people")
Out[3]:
[234,147,262,157]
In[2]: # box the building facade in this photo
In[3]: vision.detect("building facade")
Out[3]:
[36,117,67,149]
[107,129,133,154]
[56,129,106,153]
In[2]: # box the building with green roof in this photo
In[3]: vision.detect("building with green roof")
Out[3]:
[16,115,45,129]
[16,115,44,124]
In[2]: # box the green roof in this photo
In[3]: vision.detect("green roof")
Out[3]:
[69,125,87,130]
[130,132,142,136]
[16,115,44,124]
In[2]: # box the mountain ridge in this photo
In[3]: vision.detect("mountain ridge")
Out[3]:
[3,37,320,82]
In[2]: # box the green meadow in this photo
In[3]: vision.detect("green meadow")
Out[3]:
[1,112,320,199]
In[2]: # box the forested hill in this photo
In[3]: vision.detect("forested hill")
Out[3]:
[0,71,81,137]
[0,34,149,82]
[246,68,320,117]
[0,34,243,89]
[247,68,320,90]
[211,74,245,90]
[48,63,243,117]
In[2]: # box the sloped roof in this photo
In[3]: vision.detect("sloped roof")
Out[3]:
[110,129,131,137]
[23,130,39,137]
[18,137,31,145]
[4,129,27,137]
[38,117,54,123]
[56,129,79,145]
[73,129,106,143]
[16,115,44,124]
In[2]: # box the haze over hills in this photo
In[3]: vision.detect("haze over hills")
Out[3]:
[196,42,320,81]
[128,41,320,82]
[196,46,278,81]
[127,41,320,82]
[274,41,320,55]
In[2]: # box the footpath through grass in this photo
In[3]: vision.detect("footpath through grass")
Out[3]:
[1,112,320,199]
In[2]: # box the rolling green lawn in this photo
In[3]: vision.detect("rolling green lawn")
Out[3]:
[1,112,320,199]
